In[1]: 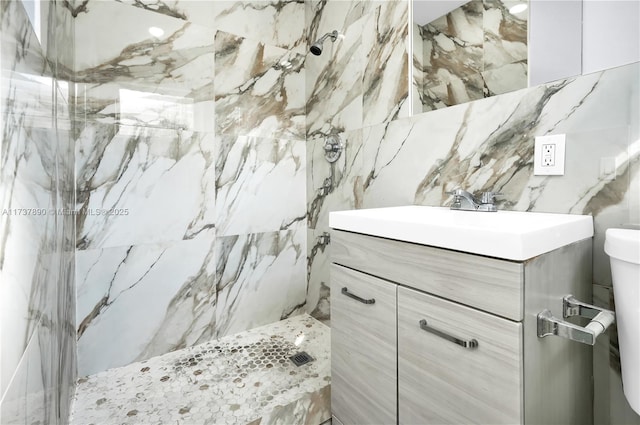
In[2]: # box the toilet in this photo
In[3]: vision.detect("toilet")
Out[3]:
[605,228,640,415]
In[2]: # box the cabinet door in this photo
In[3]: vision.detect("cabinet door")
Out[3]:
[398,287,523,425]
[330,264,397,425]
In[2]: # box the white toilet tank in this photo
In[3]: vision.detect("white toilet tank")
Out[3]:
[605,228,640,415]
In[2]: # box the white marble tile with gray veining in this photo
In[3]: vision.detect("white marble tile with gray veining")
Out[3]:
[212,1,307,53]
[482,61,527,96]
[482,0,527,71]
[305,0,365,137]
[40,0,75,78]
[214,31,305,141]
[91,0,307,54]
[421,1,484,87]
[0,325,48,424]
[0,0,49,76]
[0,215,56,395]
[113,0,206,21]
[73,0,215,130]
[215,227,307,339]
[305,228,331,324]
[592,154,640,286]
[416,0,527,111]
[216,135,306,237]
[2,257,75,425]
[75,125,215,250]
[305,0,409,133]
[412,22,427,113]
[0,2,57,130]
[75,235,217,377]
[362,0,410,127]
[77,226,308,377]
[306,0,365,45]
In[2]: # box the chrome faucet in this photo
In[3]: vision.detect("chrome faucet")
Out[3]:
[448,189,477,211]
[447,189,501,212]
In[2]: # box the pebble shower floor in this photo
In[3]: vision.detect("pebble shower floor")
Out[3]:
[70,315,331,425]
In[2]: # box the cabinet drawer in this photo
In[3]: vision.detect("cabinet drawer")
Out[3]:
[398,286,523,425]
[330,264,397,425]
[332,230,524,320]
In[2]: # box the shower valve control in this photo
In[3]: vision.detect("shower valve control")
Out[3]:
[323,134,343,163]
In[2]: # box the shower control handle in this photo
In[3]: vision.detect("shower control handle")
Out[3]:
[323,134,343,163]
[324,144,340,153]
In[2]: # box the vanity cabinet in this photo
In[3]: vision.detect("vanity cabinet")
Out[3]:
[330,229,593,425]
[330,264,397,425]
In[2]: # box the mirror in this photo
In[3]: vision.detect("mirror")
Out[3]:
[411,0,530,113]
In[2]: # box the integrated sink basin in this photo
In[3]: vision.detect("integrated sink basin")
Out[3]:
[329,206,593,261]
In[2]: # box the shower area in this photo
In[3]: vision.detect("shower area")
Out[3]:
[0,0,411,423]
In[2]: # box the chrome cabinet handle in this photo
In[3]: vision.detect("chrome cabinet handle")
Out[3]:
[341,287,375,305]
[419,319,478,349]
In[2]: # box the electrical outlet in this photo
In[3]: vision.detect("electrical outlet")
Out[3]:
[542,144,555,166]
[534,134,565,175]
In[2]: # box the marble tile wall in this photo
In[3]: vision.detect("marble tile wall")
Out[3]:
[0,1,76,424]
[416,0,528,112]
[73,0,308,377]
[305,0,639,417]
[305,0,409,140]
[305,0,410,321]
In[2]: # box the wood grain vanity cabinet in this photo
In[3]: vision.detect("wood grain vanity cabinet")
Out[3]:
[330,229,594,425]
[330,265,397,425]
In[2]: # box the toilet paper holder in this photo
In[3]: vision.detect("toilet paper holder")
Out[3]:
[537,294,615,345]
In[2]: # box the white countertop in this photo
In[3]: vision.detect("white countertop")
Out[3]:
[329,206,594,261]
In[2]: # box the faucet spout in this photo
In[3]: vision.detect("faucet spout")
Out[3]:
[447,189,478,211]
[446,189,501,212]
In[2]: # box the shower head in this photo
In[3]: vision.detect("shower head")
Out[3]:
[310,30,339,56]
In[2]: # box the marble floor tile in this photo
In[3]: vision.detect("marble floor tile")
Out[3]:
[70,315,330,425]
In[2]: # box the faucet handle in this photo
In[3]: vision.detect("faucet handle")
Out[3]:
[479,192,502,204]
[446,189,467,196]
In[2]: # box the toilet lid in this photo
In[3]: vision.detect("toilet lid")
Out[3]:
[605,228,640,265]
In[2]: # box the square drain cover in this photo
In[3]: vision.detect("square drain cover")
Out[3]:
[289,351,314,367]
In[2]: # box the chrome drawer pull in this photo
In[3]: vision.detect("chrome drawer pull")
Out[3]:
[341,287,375,304]
[419,319,478,349]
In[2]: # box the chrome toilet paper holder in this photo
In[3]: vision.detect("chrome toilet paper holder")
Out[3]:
[537,294,615,345]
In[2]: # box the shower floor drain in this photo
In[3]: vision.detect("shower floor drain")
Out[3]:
[289,351,314,367]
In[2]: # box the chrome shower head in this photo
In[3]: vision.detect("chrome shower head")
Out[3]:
[310,30,339,56]
[309,42,323,56]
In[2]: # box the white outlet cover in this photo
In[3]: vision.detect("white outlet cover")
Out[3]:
[534,134,566,175]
